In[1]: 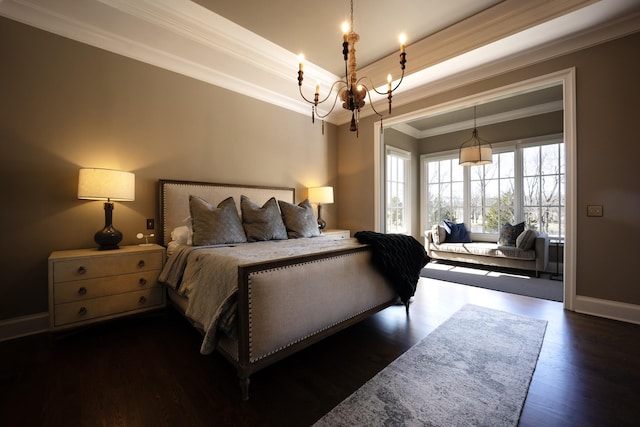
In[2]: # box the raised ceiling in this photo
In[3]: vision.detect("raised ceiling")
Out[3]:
[1,0,639,129]
[193,0,503,76]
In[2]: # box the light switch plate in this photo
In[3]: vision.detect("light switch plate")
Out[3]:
[587,205,603,217]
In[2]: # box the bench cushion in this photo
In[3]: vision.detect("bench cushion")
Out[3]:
[432,242,536,261]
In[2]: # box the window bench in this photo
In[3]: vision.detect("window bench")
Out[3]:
[424,230,550,277]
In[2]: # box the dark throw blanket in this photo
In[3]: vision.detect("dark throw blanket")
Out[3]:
[355,231,430,307]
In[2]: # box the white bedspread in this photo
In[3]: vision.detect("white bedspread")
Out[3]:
[174,237,365,354]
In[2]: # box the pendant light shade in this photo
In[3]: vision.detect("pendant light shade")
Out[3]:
[459,106,493,166]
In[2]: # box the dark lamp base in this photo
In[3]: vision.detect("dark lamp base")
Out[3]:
[95,201,123,250]
[317,204,327,230]
[95,226,123,250]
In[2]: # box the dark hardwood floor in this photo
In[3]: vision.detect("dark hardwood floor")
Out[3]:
[1,278,639,426]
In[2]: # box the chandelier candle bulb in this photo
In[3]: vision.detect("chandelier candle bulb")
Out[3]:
[387,74,392,92]
[400,33,406,53]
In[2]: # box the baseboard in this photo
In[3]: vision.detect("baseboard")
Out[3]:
[574,296,640,325]
[0,312,49,342]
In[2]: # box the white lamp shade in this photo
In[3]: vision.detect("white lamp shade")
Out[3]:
[308,186,334,204]
[78,168,135,201]
[459,146,492,166]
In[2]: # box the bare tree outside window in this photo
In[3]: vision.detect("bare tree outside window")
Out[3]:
[423,140,564,240]
[523,143,564,238]
[426,158,463,227]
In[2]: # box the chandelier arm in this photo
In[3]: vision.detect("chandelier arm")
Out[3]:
[299,80,347,106]
[390,69,406,92]
[362,86,385,118]
[298,86,317,104]
[313,91,343,119]
[355,67,405,96]
[321,80,348,104]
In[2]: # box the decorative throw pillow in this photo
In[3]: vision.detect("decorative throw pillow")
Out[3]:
[278,199,321,238]
[443,219,471,243]
[516,229,538,250]
[240,195,288,242]
[189,196,247,246]
[498,222,525,246]
[170,225,192,245]
[431,224,446,245]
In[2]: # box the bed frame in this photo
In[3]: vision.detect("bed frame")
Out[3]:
[158,179,399,400]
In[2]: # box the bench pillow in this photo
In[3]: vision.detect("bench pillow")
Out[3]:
[498,222,525,246]
[443,219,471,243]
[516,229,538,250]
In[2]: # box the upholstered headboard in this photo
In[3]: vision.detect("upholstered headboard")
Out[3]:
[158,179,295,246]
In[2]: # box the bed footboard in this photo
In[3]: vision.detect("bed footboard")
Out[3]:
[227,246,397,400]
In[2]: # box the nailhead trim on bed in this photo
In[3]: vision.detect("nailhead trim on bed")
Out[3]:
[246,252,381,363]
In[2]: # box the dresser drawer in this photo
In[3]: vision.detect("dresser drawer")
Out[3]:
[54,270,161,304]
[52,251,163,283]
[53,287,165,327]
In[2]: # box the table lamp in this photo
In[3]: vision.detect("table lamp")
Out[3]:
[308,186,334,231]
[78,168,135,250]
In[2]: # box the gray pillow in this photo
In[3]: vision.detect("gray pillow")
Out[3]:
[240,195,288,242]
[189,195,247,246]
[516,229,538,250]
[498,222,525,246]
[278,199,321,238]
[431,225,446,245]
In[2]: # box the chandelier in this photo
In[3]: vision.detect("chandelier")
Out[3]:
[459,106,493,166]
[297,0,407,136]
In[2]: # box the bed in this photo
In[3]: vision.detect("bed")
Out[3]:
[157,179,418,400]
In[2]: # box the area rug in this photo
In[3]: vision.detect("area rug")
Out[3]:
[421,262,563,302]
[313,304,547,427]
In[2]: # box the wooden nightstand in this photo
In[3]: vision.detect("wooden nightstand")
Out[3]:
[320,229,350,239]
[48,244,166,331]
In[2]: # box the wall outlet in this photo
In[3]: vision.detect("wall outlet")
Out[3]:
[146,218,155,229]
[587,205,603,217]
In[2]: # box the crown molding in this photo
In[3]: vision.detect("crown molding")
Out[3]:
[414,101,564,139]
[341,3,640,126]
[1,0,639,128]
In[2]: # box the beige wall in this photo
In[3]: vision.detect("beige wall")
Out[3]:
[338,31,640,306]
[0,18,338,320]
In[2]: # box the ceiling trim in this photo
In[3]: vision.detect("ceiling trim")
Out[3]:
[413,100,564,139]
[353,4,640,129]
[1,0,639,128]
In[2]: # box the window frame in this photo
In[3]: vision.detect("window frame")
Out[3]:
[385,146,412,234]
[421,134,564,241]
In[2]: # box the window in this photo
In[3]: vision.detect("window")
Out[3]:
[425,156,464,225]
[522,142,565,238]
[469,152,515,233]
[386,147,411,233]
[422,137,564,239]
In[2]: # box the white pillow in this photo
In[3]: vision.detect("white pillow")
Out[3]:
[170,225,192,245]
[516,229,538,250]
[431,225,446,245]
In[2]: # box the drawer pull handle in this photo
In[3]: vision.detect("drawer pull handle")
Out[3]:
[78,287,87,296]
[77,266,87,275]
[137,260,145,268]
[139,296,147,304]
[139,278,147,286]
[78,307,87,316]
